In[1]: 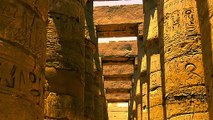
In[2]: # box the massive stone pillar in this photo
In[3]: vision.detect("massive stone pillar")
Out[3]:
[146,41,163,120]
[139,43,148,120]
[141,1,163,120]
[84,38,95,120]
[94,71,105,120]
[85,1,107,119]
[0,0,48,119]
[157,0,209,119]
[133,100,137,120]
[136,80,142,120]
[196,0,213,119]
[44,0,85,119]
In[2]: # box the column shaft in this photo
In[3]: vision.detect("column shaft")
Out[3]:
[84,38,96,120]
[159,0,209,119]
[45,0,85,119]
[0,0,48,119]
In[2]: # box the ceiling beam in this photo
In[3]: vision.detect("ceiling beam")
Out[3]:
[106,88,131,93]
[102,61,134,65]
[103,72,134,77]
[104,76,132,81]
[105,81,132,89]
[96,23,139,38]
[106,93,130,102]
[102,56,136,62]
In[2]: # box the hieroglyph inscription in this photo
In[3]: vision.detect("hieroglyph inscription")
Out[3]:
[0,2,46,63]
[164,8,197,42]
[164,0,199,44]
[0,59,43,105]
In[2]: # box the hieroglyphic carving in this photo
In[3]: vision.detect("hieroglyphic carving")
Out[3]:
[163,0,200,45]
[8,65,16,88]
[163,0,202,62]
[183,8,197,39]
[19,70,25,89]
[0,58,43,105]
[0,2,46,63]
[185,62,202,80]
[164,7,197,43]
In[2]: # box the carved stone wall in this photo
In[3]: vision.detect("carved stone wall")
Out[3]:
[45,0,85,119]
[0,0,48,119]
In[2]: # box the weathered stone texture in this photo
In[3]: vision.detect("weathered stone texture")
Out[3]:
[0,0,47,119]
[103,64,134,76]
[94,5,143,25]
[44,92,82,119]
[162,0,209,119]
[45,0,85,119]
[165,55,205,94]
[142,105,164,120]
[140,1,163,120]
[138,0,210,120]
[105,81,132,89]
[169,113,209,120]
[99,41,137,57]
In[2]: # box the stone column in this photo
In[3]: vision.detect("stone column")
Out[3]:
[140,46,148,120]
[98,95,105,120]
[146,40,163,120]
[158,0,209,119]
[196,0,213,119]
[44,0,85,119]
[129,91,133,119]
[143,0,164,119]
[84,38,96,120]
[0,0,48,119]
[94,71,102,120]
[103,95,109,120]
[133,100,137,120]
[142,82,148,120]
[136,80,142,120]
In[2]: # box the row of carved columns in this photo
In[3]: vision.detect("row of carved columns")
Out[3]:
[130,0,213,120]
[0,0,107,120]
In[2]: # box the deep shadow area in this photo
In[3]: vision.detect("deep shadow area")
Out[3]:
[157,1,167,120]
[196,0,213,119]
